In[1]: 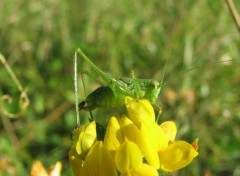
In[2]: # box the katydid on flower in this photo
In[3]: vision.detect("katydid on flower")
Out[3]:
[74,48,167,124]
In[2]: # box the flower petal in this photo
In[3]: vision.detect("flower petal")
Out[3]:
[129,164,158,176]
[117,115,139,143]
[115,139,142,173]
[118,116,162,169]
[31,161,48,176]
[73,121,97,159]
[104,116,123,152]
[80,141,118,176]
[68,148,83,176]
[48,161,62,176]
[125,96,155,129]
[160,121,177,141]
[158,141,199,171]
[81,121,97,152]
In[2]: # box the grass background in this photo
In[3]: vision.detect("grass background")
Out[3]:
[0,0,240,175]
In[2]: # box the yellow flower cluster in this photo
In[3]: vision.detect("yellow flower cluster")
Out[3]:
[69,97,198,176]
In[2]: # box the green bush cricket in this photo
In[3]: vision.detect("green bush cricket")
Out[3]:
[74,48,166,125]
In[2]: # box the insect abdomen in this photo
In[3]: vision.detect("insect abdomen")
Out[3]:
[80,86,123,111]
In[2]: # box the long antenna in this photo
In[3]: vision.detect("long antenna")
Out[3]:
[160,56,169,86]
[74,51,80,126]
[155,56,169,123]
[156,13,178,123]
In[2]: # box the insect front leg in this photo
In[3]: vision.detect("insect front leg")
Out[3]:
[153,103,162,124]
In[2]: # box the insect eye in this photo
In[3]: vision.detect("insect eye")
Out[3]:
[151,82,159,89]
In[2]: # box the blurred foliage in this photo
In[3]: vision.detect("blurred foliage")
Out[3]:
[0,0,240,175]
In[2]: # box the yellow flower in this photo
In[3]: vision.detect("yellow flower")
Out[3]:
[104,115,161,169]
[125,97,169,169]
[158,140,198,171]
[72,121,97,159]
[125,96,199,172]
[80,141,118,176]
[115,139,158,176]
[69,96,199,175]
[158,121,199,171]
[69,121,97,176]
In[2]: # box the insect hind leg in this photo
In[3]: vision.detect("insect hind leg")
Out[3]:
[79,72,96,120]
[81,70,105,85]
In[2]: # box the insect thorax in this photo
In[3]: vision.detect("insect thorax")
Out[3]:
[134,79,162,104]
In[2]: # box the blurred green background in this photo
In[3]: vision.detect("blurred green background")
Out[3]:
[0,0,240,175]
